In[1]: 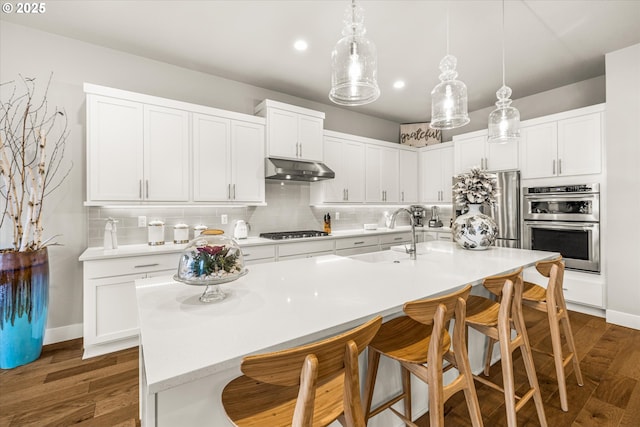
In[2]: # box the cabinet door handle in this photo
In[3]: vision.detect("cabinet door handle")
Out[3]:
[401,191,404,202]
[145,180,149,199]
[346,188,349,200]
[558,159,562,175]
[343,188,346,201]
[139,180,143,199]
[134,263,160,268]
[233,184,236,200]
[228,184,231,200]
[552,159,556,175]
[299,143,302,158]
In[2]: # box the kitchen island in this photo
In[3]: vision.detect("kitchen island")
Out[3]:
[135,241,557,427]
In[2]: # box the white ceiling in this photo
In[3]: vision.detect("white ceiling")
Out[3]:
[2,0,639,123]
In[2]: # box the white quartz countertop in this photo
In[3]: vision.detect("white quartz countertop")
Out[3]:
[79,226,450,261]
[135,241,555,394]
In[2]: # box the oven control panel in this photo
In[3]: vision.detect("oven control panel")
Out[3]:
[525,183,599,194]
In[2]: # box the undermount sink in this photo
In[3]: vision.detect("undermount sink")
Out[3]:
[348,250,414,264]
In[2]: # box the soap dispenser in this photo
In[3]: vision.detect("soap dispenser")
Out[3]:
[103,217,118,250]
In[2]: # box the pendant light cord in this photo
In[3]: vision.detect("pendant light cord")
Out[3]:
[501,0,506,87]
[446,2,450,55]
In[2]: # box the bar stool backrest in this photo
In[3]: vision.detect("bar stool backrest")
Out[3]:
[240,316,382,386]
[403,285,472,325]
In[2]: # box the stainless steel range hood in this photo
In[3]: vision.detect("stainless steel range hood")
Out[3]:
[265,158,335,182]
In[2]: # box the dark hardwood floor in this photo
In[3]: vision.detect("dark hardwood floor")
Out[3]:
[1,309,638,427]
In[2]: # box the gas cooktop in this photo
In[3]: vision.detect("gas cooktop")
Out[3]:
[259,230,329,240]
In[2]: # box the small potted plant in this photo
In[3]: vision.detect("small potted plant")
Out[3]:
[451,167,499,250]
[0,74,72,368]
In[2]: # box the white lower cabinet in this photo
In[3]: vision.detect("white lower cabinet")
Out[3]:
[379,232,412,250]
[335,236,380,256]
[523,266,604,308]
[82,253,179,358]
[277,240,336,261]
[241,244,276,265]
[422,230,452,242]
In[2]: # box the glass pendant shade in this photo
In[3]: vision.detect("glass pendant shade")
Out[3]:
[488,0,520,144]
[329,1,380,106]
[430,54,470,130]
[488,85,520,144]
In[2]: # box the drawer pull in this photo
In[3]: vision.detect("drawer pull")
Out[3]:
[243,253,251,257]
[394,237,403,241]
[134,263,160,268]
[563,288,568,291]
[353,241,365,245]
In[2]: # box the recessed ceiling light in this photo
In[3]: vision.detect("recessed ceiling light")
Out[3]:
[393,80,406,89]
[294,40,308,51]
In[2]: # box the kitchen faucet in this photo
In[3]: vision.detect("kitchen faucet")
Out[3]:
[388,208,417,260]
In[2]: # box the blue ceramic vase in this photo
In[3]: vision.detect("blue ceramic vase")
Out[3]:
[0,248,49,369]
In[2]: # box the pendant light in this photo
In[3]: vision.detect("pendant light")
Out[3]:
[329,0,380,106]
[430,5,470,130]
[488,0,520,144]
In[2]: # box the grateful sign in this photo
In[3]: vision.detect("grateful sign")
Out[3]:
[400,123,442,147]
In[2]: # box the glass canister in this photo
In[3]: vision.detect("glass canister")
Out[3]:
[147,220,165,246]
[173,223,189,244]
[173,229,247,303]
[193,224,208,238]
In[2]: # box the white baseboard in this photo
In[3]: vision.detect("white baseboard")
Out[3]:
[44,322,83,345]
[566,302,605,318]
[606,309,640,330]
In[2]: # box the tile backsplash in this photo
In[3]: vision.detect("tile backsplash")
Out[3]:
[87,182,452,247]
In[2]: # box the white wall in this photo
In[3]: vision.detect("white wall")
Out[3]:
[605,43,640,329]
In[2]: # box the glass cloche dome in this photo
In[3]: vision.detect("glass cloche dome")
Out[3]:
[174,229,247,302]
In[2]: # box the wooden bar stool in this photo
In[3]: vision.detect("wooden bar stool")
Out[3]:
[362,285,483,427]
[221,315,382,427]
[465,268,547,427]
[520,257,584,411]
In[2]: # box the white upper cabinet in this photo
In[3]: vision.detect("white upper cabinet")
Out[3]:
[230,121,265,202]
[520,105,603,179]
[88,96,144,202]
[311,133,365,204]
[399,148,419,204]
[143,105,190,201]
[87,95,189,202]
[365,145,399,203]
[192,114,230,201]
[85,83,265,205]
[453,129,519,173]
[192,114,264,203]
[255,99,325,162]
[419,143,453,203]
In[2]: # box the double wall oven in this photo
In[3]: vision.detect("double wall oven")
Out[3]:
[523,184,600,273]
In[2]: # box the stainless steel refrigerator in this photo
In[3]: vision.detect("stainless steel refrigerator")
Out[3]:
[454,170,521,248]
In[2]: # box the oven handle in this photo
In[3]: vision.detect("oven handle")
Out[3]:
[524,193,598,201]
[524,221,597,231]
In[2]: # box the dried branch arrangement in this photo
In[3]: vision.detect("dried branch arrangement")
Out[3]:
[0,74,72,252]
